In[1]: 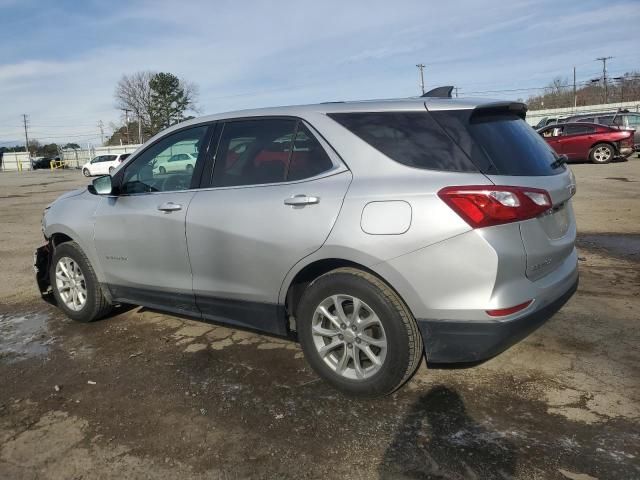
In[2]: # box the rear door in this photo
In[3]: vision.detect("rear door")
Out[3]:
[186,118,351,334]
[431,107,576,280]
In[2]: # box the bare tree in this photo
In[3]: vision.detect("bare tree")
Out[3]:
[115,71,154,131]
[115,71,200,140]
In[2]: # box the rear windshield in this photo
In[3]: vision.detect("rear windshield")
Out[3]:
[329,110,561,176]
[431,110,561,176]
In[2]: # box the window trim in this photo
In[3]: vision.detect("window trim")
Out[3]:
[199,115,346,191]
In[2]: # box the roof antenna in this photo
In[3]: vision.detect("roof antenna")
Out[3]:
[421,86,454,98]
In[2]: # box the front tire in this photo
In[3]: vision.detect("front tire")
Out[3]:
[590,143,614,164]
[297,268,423,397]
[82,168,91,177]
[158,166,166,174]
[108,166,115,174]
[50,242,112,322]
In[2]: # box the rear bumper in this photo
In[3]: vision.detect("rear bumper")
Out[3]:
[417,276,578,364]
[619,147,634,158]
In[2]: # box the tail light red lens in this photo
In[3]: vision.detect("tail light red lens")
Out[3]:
[486,300,532,317]
[438,185,552,228]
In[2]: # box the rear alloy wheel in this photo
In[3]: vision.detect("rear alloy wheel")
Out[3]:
[297,268,423,397]
[590,143,614,164]
[50,241,112,322]
[82,168,91,177]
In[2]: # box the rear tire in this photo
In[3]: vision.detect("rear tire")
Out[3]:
[82,168,91,177]
[50,242,112,322]
[297,268,423,397]
[590,143,614,164]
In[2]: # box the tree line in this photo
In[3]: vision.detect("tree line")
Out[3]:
[0,142,80,157]
[526,71,640,110]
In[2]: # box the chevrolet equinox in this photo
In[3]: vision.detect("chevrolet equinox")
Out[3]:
[35,97,578,397]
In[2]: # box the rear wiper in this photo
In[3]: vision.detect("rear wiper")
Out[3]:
[550,154,568,169]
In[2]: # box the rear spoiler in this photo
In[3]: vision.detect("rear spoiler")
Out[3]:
[471,101,528,120]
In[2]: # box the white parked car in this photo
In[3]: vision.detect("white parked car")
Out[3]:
[82,153,131,177]
[154,152,197,174]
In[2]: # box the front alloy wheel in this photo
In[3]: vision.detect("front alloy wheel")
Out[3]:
[312,294,387,380]
[55,256,87,311]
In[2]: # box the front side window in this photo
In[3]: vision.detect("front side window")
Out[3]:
[121,126,208,194]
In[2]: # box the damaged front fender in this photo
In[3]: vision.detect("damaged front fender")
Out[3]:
[34,242,54,302]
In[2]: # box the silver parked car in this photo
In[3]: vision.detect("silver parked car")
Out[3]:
[35,97,578,397]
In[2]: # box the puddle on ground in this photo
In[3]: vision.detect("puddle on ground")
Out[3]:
[0,312,54,362]
[577,234,640,262]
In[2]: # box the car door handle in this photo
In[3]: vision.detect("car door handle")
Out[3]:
[284,195,320,206]
[157,202,182,212]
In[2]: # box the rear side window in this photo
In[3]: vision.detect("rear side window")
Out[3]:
[288,123,334,181]
[213,119,296,187]
[328,112,478,172]
[431,110,561,176]
[564,124,595,135]
[212,119,334,187]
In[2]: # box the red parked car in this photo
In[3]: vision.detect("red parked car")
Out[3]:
[538,122,635,164]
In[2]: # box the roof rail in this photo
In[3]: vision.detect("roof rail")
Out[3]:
[421,86,454,98]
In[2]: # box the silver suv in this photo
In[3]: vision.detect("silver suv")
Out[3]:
[35,98,578,397]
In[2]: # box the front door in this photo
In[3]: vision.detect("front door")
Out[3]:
[186,118,352,334]
[94,125,210,315]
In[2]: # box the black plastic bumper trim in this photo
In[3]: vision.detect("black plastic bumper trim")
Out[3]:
[417,277,578,364]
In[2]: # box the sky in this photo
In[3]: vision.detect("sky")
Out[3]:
[1,0,639,147]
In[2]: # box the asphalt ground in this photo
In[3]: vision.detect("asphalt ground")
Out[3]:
[1,159,638,479]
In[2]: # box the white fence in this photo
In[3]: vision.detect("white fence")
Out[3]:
[61,144,142,169]
[526,101,640,126]
[0,144,142,172]
[0,151,31,172]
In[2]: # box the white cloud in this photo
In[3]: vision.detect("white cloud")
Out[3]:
[0,0,638,144]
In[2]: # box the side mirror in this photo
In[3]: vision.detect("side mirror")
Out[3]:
[89,175,113,195]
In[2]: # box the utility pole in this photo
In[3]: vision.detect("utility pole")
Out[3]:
[98,120,105,145]
[596,56,613,103]
[22,114,30,157]
[416,64,425,95]
[573,67,578,111]
[121,109,130,145]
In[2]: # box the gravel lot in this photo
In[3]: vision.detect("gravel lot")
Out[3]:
[1,161,639,479]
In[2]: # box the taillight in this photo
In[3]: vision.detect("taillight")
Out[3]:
[486,300,532,317]
[438,185,552,228]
